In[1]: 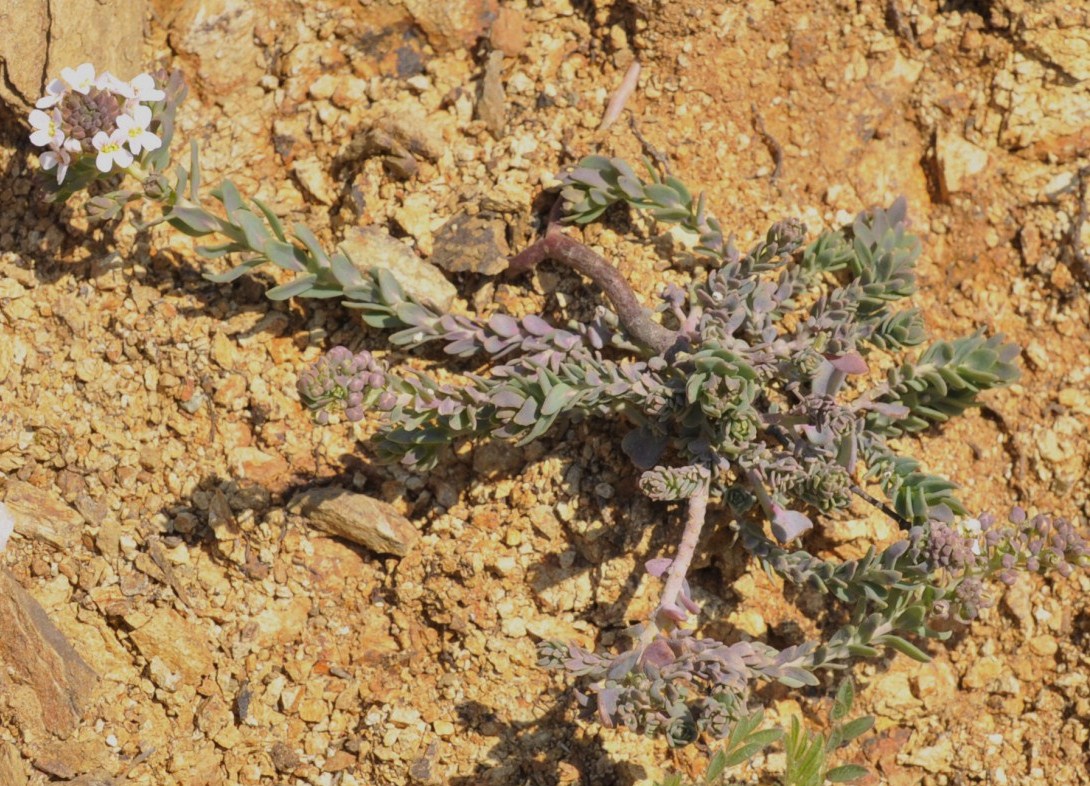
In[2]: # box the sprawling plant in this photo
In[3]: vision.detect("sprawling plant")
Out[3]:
[29,67,1089,760]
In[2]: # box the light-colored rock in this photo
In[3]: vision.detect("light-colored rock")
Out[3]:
[0,570,98,740]
[1020,15,1090,81]
[912,659,958,709]
[0,476,82,549]
[403,0,498,53]
[0,741,28,786]
[167,0,264,95]
[489,6,527,57]
[901,736,953,774]
[128,609,214,686]
[291,158,336,205]
[935,130,989,195]
[339,226,456,311]
[872,672,922,719]
[229,446,291,488]
[962,655,1005,690]
[288,486,419,557]
[0,0,146,113]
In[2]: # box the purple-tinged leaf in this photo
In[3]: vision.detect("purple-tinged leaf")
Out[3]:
[521,314,553,336]
[657,603,689,623]
[443,339,479,356]
[641,640,677,670]
[488,313,521,338]
[828,352,869,374]
[608,650,639,681]
[645,557,673,578]
[491,390,525,409]
[512,397,538,426]
[540,383,575,416]
[771,506,813,543]
[679,581,700,614]
[865,401,911,418]
[596,687,620,726]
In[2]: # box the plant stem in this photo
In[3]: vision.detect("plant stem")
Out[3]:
[508,201,679,354]
[639,485,709,648]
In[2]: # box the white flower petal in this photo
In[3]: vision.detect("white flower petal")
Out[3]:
[29,109,50,130]
[95,151,114,172]
[130,73,165,102]
[133,104,152,127]
[30,128,58,147]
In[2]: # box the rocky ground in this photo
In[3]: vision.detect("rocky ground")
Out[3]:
[0,0,1088,784]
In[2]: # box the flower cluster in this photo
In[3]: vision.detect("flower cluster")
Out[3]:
[296,346,394,424]
[28,63,165,184]
[924,509,1090,620]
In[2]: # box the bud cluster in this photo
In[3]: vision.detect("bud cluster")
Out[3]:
[924,509,1089,621]
[296,346,394,424]
[28,63,165,184]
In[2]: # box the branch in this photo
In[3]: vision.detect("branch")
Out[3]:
[508,201,680,354]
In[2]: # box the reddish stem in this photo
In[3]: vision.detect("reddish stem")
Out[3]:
[508,206,679,355]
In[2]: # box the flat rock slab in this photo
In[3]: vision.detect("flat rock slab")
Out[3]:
[127,609,215,687]
[0,740,28,786]
[0,570,98,740]
[340,226,457,311]
[288,486,418,557]
[1,476,83,549]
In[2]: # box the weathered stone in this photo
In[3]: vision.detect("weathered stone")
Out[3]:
[128,609,215,686]
[477,50,506,137]
[0,740,28,786]
[430,211,511,275]
[489,6,527,57]
[900,737,953,774]
[0,570,98,740]
[403,0,498,53]
[288,486,419,557]
[0,0,146,114]
[339,226,456,311]
[166,0,264,95]
[1,476,83,549]
[291,158,336,205]
[935,130,989,196]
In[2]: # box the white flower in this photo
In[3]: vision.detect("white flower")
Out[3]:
[60,63,96,95]
[960,517,983,556]
[28,108,64,147]
[92,129,134,172]
[95,70,131,96]
[128,72,165,103]
[35,78,67,109]
[115,105,162,155]
[40,139,83,184]
[0,501,14,553]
